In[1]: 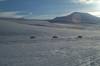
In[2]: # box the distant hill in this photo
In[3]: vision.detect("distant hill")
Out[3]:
[0,17,42,21]
[48,12,100,23]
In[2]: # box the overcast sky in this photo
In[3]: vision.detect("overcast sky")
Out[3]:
[0,0,100,19]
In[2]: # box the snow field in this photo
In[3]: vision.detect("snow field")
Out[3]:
[0,19,100,66]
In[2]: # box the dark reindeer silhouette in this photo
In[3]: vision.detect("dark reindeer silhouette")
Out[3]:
[78,36,82,38]
[30,36,35,39]
[52,36,58,39]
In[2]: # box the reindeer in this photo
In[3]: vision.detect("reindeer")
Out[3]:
[30,36,35,39]
[52,36,58,39]
[78,36,82,38]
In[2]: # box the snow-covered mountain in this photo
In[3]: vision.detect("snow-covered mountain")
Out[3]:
[49,12,100,23]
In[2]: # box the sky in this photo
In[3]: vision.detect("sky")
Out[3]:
[0,0,100,19]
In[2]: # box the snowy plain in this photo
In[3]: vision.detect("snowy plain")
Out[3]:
[0,19,100,66]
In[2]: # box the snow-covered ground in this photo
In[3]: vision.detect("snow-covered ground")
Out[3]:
[0,19,100,66]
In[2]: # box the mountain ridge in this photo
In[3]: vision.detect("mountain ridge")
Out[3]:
[0,12,100,23]
[52,12,100,23]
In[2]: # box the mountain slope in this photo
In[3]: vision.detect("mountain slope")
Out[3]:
[53,12,100,23]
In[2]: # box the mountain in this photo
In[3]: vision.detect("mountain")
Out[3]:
[49,12,100,23]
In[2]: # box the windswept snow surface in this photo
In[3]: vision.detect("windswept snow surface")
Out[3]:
[0,19,100,66]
